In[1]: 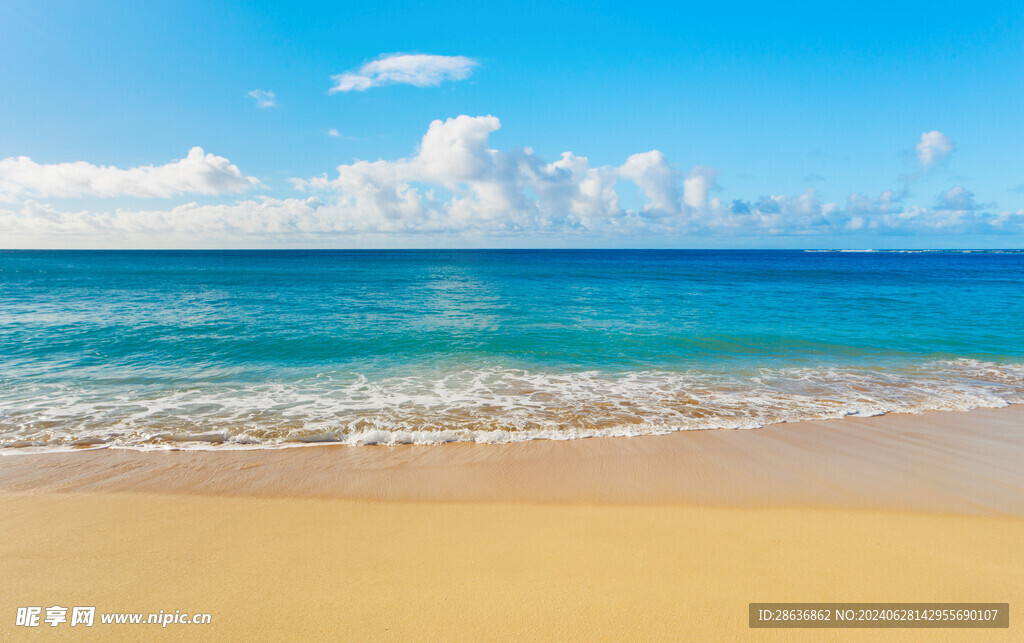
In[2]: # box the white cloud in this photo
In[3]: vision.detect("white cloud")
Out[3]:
[6,184,1020,249]
[292,114,641,229]
[284,115,1024,241]
[937,185,976,211]
[327,128,340,138]
[247,89,277,108]
[708,187,1021,237]
[620,151,681,215]
[915,130,955,168]
[2,116,1020,247]
[329,54,478,93]
[0,148,260,201]
[682,166,719,210]
[285,116,1022,240]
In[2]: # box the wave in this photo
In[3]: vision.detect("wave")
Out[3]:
[804,248,1024,254]
[2,356,1024,452]
[2,359,1023,452]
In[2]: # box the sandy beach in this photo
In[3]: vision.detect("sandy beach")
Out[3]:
[2,406,1023,640]
[5,0,1024,638]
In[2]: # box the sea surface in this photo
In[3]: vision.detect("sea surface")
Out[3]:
[1,249,1023,451]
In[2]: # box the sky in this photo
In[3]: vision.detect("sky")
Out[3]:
[1,0,1022,248]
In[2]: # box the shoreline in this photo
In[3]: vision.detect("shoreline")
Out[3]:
[2,404,1023,515]
[3,404,1023,639]
[3,397,1021,454]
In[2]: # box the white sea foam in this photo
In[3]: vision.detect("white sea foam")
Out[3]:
[1,359,1023,452]
[804,249,1024,254]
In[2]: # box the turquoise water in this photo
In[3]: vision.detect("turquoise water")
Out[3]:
[1,249,1023,450]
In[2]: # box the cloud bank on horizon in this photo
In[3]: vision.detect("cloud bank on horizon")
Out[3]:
[2,114,1021,247]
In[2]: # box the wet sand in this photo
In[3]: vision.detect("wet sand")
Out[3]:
[2,406,1023,514]
[1,406,1023,639]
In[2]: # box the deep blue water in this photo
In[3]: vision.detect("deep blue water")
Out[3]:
[1,249,1022,449]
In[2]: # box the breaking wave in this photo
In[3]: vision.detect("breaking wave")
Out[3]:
[2,359,1022,451]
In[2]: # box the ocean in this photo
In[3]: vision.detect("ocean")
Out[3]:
[1,249,1022,451]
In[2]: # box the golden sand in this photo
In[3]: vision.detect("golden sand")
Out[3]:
[2,407,1023,640]
[1,495,1022,641]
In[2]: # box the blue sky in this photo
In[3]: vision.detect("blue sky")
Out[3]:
[1,0,1022,248]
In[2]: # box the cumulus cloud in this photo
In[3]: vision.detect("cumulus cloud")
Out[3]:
[329,54,478,93]
[682,166,719,210]
[283,116,1019,240]
[620,151,681,214]
[2,116,1020,246]
[915,130,955,168]
[247,89,277,108]
[292,115,653,229]
[0,148,260,201]
[937,185,976,211]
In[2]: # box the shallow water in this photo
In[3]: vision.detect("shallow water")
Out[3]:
[2,249,1023,449]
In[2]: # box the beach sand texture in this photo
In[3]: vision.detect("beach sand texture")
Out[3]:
[2,406,1023,640]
